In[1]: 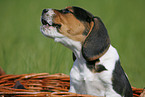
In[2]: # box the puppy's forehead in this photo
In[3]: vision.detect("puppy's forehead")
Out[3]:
[57,6,94,22]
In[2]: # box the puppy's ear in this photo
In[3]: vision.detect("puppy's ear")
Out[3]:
[82,17,110,61]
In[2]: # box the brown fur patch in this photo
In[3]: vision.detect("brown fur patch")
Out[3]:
[53,9,90,43]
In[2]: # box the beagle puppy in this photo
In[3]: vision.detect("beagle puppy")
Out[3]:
[40,6,133,97]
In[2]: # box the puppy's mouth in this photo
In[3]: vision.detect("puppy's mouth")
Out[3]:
[41,19,61,29]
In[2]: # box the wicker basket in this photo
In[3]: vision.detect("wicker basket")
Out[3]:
[0,73,144,97]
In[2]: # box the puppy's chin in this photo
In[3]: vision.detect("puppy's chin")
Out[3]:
[40,25,64,39]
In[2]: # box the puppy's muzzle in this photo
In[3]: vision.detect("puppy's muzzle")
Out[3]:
[41,9,61,28]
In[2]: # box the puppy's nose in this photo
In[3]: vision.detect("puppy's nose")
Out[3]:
[42,9,48,15]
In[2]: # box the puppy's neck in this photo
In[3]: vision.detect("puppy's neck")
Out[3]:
[72,44,85,62]
[54,37,84,61]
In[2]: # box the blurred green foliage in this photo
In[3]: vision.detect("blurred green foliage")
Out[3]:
[0,0,145,88]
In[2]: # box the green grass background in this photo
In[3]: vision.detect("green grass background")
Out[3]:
[0,0,145,88]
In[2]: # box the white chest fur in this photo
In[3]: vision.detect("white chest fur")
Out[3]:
[69,45,121,97]
[50,35,121,96]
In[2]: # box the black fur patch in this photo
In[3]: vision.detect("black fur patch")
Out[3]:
[86,60,107,73]
[72,6,94,23]
[95,64,107,72]
[112,60,133,97]
[72,53,76,61]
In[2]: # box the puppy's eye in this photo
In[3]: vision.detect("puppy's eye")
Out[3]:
[62,9,71,14]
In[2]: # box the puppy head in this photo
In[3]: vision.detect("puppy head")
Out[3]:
[40,6,110,61]
[40,6,93,42]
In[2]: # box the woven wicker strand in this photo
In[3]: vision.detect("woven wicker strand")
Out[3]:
[0,73,144,97]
